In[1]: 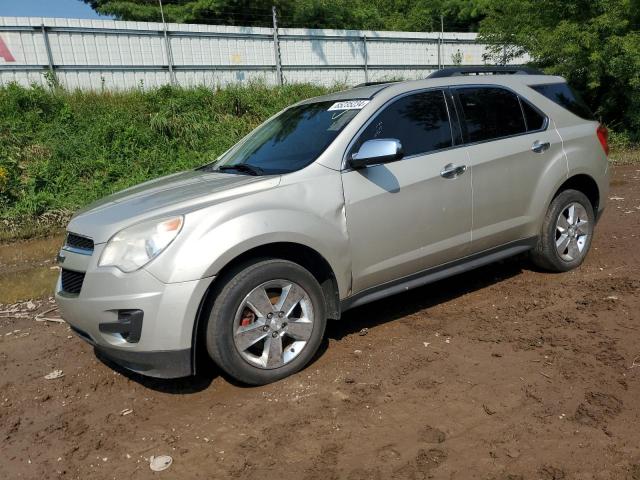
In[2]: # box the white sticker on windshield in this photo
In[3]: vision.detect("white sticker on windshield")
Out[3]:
[327,100,370,111]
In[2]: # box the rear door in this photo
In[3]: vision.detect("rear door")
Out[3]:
[341,89,472,294]
[454,86,565,252]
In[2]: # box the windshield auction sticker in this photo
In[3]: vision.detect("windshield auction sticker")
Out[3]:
[327,100,370,111]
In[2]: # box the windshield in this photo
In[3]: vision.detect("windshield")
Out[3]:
[205,100,363,175]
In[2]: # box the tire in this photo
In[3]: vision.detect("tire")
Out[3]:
[205,258,327,385]
[531,189,595,272]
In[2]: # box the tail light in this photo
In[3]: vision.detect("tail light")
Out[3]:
[596,124,609,156]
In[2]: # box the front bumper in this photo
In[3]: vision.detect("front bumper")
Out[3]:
[94,344,192,378]
[55,245,214,379]
[69,325,192,378]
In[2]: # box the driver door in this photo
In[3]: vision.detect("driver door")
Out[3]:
[341,89,472,294]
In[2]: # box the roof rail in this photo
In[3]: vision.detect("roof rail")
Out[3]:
[354,80,400,87]
[427,65,543,78]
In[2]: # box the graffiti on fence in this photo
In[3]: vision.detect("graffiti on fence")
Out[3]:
[0,35,15,62]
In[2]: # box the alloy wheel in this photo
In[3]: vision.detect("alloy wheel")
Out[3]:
[232,279,314,369]
[555,202,590,262]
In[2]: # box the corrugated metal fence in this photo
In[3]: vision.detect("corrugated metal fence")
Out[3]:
[0,16,518,90]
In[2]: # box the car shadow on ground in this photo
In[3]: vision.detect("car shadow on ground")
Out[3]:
[95,348,221,394]
[324,254,529,342]
[103,254,532,393]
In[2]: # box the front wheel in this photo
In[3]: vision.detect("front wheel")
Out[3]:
[531,189,595,272]
[205,259,327,385]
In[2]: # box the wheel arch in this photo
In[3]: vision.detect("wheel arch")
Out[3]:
[555,174,600,213]
[190,242,342,374]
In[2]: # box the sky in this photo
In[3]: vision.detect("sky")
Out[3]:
[0,0,112,19]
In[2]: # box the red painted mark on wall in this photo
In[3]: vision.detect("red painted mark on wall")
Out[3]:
[0,35,16,62]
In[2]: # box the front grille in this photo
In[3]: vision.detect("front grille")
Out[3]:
[65,232,94,252]
[61,269,85,295]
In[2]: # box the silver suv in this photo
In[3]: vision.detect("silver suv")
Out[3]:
[56,67,609,385]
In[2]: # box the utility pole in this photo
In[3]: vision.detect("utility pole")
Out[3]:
[362,35,369,83]
[438,14,444,69]
[272,6,283,86]
[159,0,176,85]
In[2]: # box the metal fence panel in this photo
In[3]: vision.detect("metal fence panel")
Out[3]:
[0,16,526,90]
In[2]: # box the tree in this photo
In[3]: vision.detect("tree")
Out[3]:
[81,0,483,31]
[478,0,640,138]
[82,0,284,26]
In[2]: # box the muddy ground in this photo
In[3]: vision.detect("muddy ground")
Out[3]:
[1,164,640,480]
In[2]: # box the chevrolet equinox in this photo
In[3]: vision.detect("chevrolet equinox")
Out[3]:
[56,67,609,385]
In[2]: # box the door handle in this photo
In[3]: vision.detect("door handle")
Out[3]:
[531,140,550,154]
[440,163,467,179]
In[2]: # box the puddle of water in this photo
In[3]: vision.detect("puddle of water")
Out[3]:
[0,265,60,304]
[0,235,64,304]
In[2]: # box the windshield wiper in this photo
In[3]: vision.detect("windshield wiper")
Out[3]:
[216,164,263,176]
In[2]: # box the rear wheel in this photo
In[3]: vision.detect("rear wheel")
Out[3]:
[531,189,595,272]
[205,259,326,385]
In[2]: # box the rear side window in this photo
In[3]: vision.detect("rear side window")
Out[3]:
[531,83,594,120]
[456,87,526,143]
[351,90,453,158]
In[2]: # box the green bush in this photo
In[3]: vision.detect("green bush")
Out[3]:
[0,81,332,228]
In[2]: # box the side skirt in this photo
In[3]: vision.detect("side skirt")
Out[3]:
[340,237,537,313]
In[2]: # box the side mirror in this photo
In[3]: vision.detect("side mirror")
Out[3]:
[349,139,404,169]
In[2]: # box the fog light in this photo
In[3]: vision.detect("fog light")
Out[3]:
[99,309,143,343]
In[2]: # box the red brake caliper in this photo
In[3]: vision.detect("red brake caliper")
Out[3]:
[240,308,255,327]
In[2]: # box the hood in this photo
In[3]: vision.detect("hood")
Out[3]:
[68,170,281,243]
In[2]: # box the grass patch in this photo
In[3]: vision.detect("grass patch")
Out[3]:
[0,82,335,240]
[609,147,640,165]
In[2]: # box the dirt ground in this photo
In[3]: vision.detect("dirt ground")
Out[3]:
[1,164,639,480]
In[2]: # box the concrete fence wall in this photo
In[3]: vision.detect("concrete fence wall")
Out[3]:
[0,16,521,90]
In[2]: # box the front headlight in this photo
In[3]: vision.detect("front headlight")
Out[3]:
[98,216,183,272]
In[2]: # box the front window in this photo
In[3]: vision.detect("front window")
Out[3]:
[349,90,453,159]
[204,101,362,175]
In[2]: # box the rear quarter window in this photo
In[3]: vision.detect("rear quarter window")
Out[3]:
[531,83,595,120]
